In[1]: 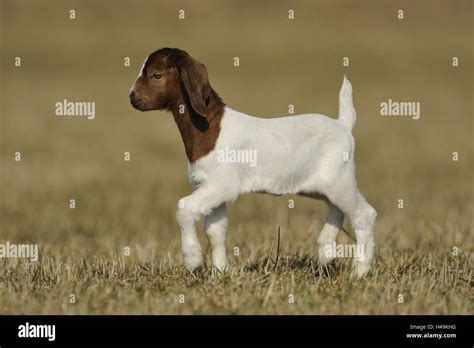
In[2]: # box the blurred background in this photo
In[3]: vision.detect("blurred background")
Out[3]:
[0,0,472,314]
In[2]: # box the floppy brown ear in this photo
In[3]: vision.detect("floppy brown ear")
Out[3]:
[177,54,212,118]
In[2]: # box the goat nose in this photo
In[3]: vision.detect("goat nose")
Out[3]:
[129,91,135,100]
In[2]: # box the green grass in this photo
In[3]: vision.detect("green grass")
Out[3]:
[1,0,473,314]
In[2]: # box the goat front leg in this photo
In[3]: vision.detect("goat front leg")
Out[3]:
[176,185,232,272]
[176,199,203,271]
[204,204,228,272]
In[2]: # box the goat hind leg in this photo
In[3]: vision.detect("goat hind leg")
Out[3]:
[317,202,344,266]
[350,193,377,278]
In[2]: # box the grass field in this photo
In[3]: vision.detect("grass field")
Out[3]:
[1,0,473,314]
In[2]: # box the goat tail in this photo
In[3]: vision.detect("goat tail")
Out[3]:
[338,75,356,131]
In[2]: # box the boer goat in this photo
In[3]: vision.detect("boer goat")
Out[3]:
[129,48,377,277]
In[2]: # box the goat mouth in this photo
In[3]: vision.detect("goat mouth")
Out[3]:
[131,98,146,110]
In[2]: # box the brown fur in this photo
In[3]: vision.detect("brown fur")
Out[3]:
[130,48,225,162]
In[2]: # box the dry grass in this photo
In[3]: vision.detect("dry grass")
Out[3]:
[1,240,472,314]
[0,0,473,314]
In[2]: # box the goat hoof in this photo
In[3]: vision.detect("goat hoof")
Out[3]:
[350,261,371,279]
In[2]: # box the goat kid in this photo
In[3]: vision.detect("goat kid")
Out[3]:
[129,48,377,278]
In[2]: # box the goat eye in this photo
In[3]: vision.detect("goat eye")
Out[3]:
[152,74,162,80]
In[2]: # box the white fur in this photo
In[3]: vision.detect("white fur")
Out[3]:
[177,76,376,277]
